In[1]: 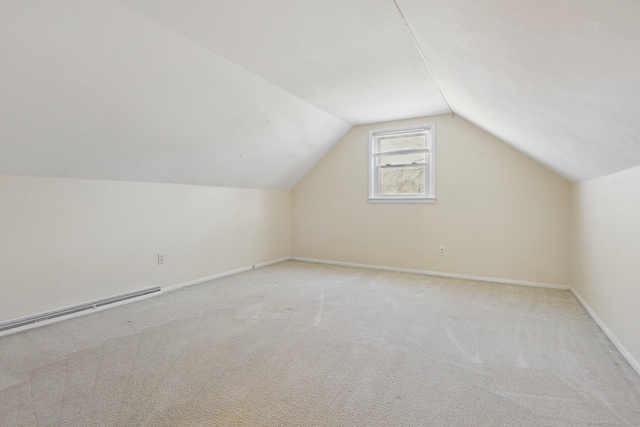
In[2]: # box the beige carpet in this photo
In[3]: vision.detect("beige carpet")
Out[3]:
[1,261,639,426]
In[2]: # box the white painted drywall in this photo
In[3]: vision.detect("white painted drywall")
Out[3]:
[572,165,640,371]
[0,175,289,322]
[0,0,349,189]
[291,115,571,286]
[3,0,638,188]
[397,0,640,182]
[114,0,640,182]
[115,0,449,124]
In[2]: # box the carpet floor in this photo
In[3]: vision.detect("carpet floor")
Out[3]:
[1,261,639,426]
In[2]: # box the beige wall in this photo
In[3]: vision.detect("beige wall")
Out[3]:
[291,115,571,286]
[572,164,640,370]
[0,175,289,322]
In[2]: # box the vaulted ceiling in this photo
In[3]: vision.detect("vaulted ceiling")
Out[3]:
[1,0,639,188]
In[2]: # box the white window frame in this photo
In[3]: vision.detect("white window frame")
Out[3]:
[368,123,436,204]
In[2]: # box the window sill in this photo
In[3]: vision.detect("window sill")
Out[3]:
[368,197,436,204]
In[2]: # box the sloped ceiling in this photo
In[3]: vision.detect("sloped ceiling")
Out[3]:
[0,0,352,190]
[397,0,640,182]
[114,0,450,125]
[2,0,639,187]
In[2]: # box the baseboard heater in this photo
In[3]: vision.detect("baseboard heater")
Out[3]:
[0,286,161,333]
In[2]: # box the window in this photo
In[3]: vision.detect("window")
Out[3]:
[369,124,435,203]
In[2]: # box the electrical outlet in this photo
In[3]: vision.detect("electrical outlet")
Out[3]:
[439,246,446,256]
[158,254,165,265]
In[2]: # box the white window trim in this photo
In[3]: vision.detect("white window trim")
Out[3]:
[368,123,436,204]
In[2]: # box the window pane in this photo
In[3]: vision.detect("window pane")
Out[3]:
[380,166,426,195]
[378,132,426,154]
[380,152,426,166]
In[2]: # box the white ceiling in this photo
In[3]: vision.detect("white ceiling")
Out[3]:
[0,0,350,189]
[115,0,450,125]
[397,0,640,181]
[2,0,640,187]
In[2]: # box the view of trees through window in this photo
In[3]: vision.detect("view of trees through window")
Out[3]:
[380,165,425,194]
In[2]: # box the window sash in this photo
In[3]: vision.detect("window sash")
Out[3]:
[375,149,429,168]
[372,148,429,157]
[379,162,426,169]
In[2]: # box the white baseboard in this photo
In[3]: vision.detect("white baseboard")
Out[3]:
[570,288,640,378]
[290,257,570,290]
[163,257,290,293]
[0,257,290,337]
[6,255,637,380]
[291,257,639,378]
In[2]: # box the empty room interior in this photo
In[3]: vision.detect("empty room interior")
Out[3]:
[1,0,640,425]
